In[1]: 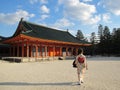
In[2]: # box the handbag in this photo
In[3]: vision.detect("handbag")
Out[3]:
[72,60,77,68]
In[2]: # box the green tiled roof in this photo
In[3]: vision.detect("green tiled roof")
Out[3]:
[21,21,88,44]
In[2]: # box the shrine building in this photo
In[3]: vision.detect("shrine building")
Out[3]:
[1,18,91,62]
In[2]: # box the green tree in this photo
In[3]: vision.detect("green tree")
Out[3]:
[102,26,111,55]
[103,26,111,40]
[90,32,96,44]
[98,25,111,55]
[98,24,103,42]
[98,24,104,55]
[76,30,84,40]
[90,32,97,55]
[112,28,120,55]
[97,25,120,56]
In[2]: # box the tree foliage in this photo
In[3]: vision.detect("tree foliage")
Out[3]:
[76,30,84,40]
[75,26,120,56]
[97,25,120,56]
[90,32,96,44]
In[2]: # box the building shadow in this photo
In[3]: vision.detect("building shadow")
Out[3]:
[0,82,76,86]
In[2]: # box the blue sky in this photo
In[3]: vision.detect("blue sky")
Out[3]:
[0,0,120,39]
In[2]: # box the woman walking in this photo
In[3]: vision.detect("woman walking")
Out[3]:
[75,48,88,85]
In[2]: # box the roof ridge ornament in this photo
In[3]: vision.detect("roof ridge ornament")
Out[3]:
[67,29,69,32]
[20,17,24,22]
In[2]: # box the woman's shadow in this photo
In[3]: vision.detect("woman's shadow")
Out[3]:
[0,82,77,86]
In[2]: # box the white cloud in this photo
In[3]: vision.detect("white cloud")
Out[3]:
[82,0,92,2]
[40,5,50,14]
[40,14,49,20]
[40,5,50,21]
[58,0,100,25]
[101,0,120,16]
[29,0,48,4]
[40,0,48,4]
[29,0,38,4]
[102,13,111,23]
[0,9,35,25]
[52,18,75,29]
[83,15,101,25]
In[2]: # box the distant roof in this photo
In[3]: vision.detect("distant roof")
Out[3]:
[18,20,89,44]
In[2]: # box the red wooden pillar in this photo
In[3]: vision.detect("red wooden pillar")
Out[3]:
[41,46,43,57]
[66,47,68,56]
[54,46,56,56]
[37,45,39,57]
[30,45,33,57]
[26,43,29,57]
[22,44,24,57]
[49,46,52,56]
[47,46,49,57]
[71,47,74,56]
[45,46,47,57]
[40,46,41,57]
[53,46,55,57]
[76,47,79,55]
[55,47,60,56]
[39,46,41,57]
[35,45,38,58]
[17,45,19,57]
[46,46,48,57]
[60,47,62,56]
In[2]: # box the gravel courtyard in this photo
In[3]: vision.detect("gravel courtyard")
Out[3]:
[0,56,120,90]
